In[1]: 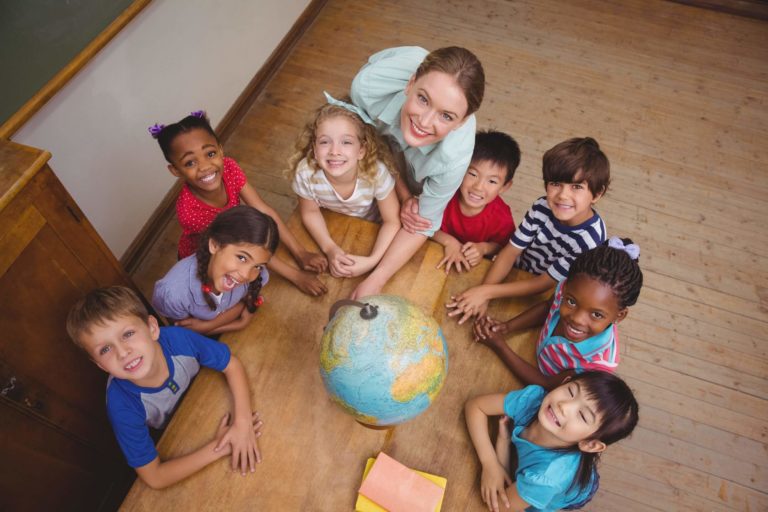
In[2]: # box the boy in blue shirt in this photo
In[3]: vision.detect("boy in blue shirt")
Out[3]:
[66,286,263,489]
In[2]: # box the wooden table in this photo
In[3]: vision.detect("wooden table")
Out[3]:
[121,210,547,511]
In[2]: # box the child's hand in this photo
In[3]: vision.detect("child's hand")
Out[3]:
[400,197,432,234]
[327,247,355,278]
[461,242,485,267]
[214,411,264,475]
[446,286,490,324]
[345,255,377,277]
[473,315,502,344]
[436,238,471,274]
[481,461,512,512]
[175,316,206,331]
[298,250,328,274]
[293,269,328,296]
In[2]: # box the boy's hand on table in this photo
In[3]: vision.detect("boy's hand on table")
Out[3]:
[298,250,328,274]
[214,411,264,475]
[446,285,490,324]
[461,242,486,267]
[437,238,471,274]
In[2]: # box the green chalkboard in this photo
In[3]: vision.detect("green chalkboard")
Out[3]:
[0,0,137,125]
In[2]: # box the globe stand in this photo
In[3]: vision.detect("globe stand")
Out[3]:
[356,420,394,432]
[328,299,379,322]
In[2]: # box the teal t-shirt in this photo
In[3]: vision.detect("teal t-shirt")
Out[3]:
[350,46,476,236]
[504,385,594,511]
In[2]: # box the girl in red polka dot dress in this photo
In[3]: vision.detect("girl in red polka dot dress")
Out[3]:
[150,111,328,296]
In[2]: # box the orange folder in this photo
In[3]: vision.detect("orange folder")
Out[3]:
[357,453,446,512]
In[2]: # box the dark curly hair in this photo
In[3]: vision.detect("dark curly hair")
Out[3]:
[568,238,643,309]
[156,113,218,163]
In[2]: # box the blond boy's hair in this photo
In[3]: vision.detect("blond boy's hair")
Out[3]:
[286,99,397,184]
[66,286,149,347]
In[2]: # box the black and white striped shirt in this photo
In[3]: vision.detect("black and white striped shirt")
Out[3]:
[511,197,606,281]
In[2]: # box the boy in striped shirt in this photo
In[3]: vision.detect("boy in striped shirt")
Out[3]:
[447,137,610,324]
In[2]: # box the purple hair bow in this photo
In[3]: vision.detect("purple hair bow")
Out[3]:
[190,110,206,119]
[148,123,165,139]
[608,236,640,260]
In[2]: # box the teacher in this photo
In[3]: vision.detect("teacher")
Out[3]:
[349,46,485,298]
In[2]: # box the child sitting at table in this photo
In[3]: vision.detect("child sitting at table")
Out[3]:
[473,238,643,390]
[152,206,276,335]
[433,130,520,274]
[465,371,639,511]
[66,286,264,489]
[288,93,400,278]
[447,137,610,324]
[150,110,328,296]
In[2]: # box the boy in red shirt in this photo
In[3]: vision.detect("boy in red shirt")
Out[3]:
[434,130,520,273]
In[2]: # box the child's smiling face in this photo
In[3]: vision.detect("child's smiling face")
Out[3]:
[167,128,225,195]
[313,116,365,182]
[457,159,511,216]
[207,241,272,294]
[553,273,627,343]
[79,314,165,386]
[545,172,603,226]
[537,379,604,448]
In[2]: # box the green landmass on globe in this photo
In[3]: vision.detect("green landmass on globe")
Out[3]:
[320,295,448,427]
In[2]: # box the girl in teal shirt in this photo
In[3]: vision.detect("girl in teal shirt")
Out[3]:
[466,371,639,511]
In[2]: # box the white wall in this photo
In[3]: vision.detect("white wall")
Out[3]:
[12,0,308,258]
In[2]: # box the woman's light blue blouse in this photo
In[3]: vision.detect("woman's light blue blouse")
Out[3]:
[350,46,476,236]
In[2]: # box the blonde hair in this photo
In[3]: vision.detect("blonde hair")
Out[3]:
[287,100,396,183]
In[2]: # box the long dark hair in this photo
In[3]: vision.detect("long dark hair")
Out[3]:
[195,206,279,312]
[566,371,639,493]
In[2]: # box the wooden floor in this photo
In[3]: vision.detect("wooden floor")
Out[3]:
[132,1,768,510]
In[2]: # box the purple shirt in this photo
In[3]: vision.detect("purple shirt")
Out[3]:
[152,254,268,321]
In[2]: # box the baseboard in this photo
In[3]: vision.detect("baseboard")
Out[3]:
[120,0,328,274]
[669,0,768,20]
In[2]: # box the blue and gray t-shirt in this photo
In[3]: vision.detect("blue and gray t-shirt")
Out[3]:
[105,326,230,468]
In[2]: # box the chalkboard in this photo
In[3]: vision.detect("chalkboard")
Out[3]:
[0,0,138,126]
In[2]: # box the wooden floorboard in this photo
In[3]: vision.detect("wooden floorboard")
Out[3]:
[131,0,767,510]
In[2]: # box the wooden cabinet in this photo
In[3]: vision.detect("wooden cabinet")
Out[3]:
[0,140,136,511]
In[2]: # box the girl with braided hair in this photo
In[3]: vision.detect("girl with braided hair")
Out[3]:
[152,206,278,335]
[473,236,643,390]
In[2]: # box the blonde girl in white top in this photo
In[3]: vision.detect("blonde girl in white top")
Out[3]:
[288,93,400,278]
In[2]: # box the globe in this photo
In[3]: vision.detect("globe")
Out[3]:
[320,295,448,427]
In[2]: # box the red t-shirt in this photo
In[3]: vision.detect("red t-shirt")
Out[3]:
[439,192,515,246]
[176,157,246,259]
